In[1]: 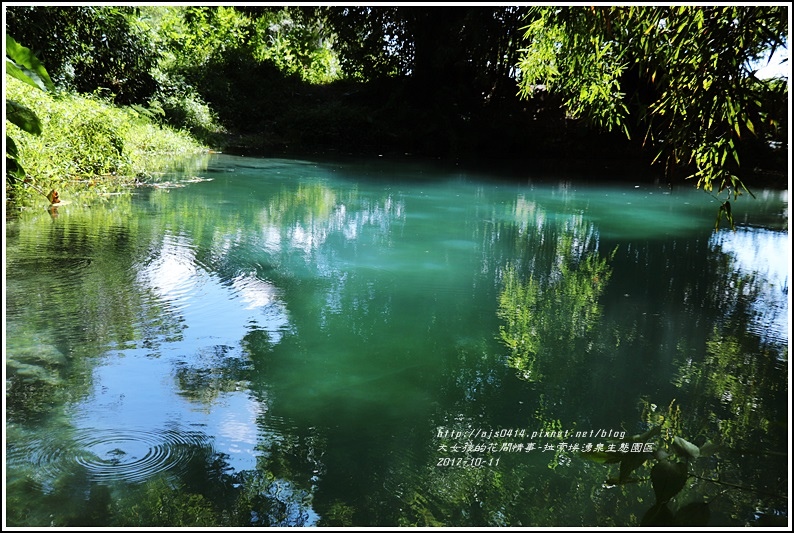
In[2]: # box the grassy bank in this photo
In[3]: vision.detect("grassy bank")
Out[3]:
[5,75,210,211]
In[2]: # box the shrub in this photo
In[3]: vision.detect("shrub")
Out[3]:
[5,75,208,208]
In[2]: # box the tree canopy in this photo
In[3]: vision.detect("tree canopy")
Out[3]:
[6,6,158,104]
[516,5,788,205]
[5,4,788,200]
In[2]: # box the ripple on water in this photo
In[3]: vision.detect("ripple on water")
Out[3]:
[8,427,212,485]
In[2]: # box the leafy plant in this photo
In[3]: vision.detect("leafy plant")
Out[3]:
[582,398,785,526]
[6,74,208,208]
[517,6,787,225]
[5,33,55,184]
[581,423,714,525]
[639,435,715,526]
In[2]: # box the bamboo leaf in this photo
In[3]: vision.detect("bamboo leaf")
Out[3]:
[745,118,756,135]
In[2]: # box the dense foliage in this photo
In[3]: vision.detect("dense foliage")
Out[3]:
[4,5,788,208]
[6,6,158,104]
[4,5,788,527]
[516,6,788,200]
[6,75,207,207]
[6,34,56,185]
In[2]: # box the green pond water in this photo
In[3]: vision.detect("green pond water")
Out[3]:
[4,153,789,527]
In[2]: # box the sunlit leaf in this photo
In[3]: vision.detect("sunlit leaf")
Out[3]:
[5,60,49,93]
[5,34,56,92]
[745,118,756,135]
[673,436,700,460]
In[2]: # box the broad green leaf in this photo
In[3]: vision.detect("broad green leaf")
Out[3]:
[673,436,700,460]
[6,135,19,159]
[6,100,43,135]
[5,34,56,92]
[5,60,50,92]
[651,460,688,503]
[5,154,26,182]
[672,501,710,526]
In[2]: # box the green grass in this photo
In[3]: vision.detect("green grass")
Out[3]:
[6,75,210,209]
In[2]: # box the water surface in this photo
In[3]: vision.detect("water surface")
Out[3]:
[5,154,789,527]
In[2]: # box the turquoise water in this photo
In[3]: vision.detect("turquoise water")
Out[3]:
[4,154,789,526]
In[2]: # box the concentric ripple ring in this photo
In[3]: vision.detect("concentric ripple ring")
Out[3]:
[10,427,211,485]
